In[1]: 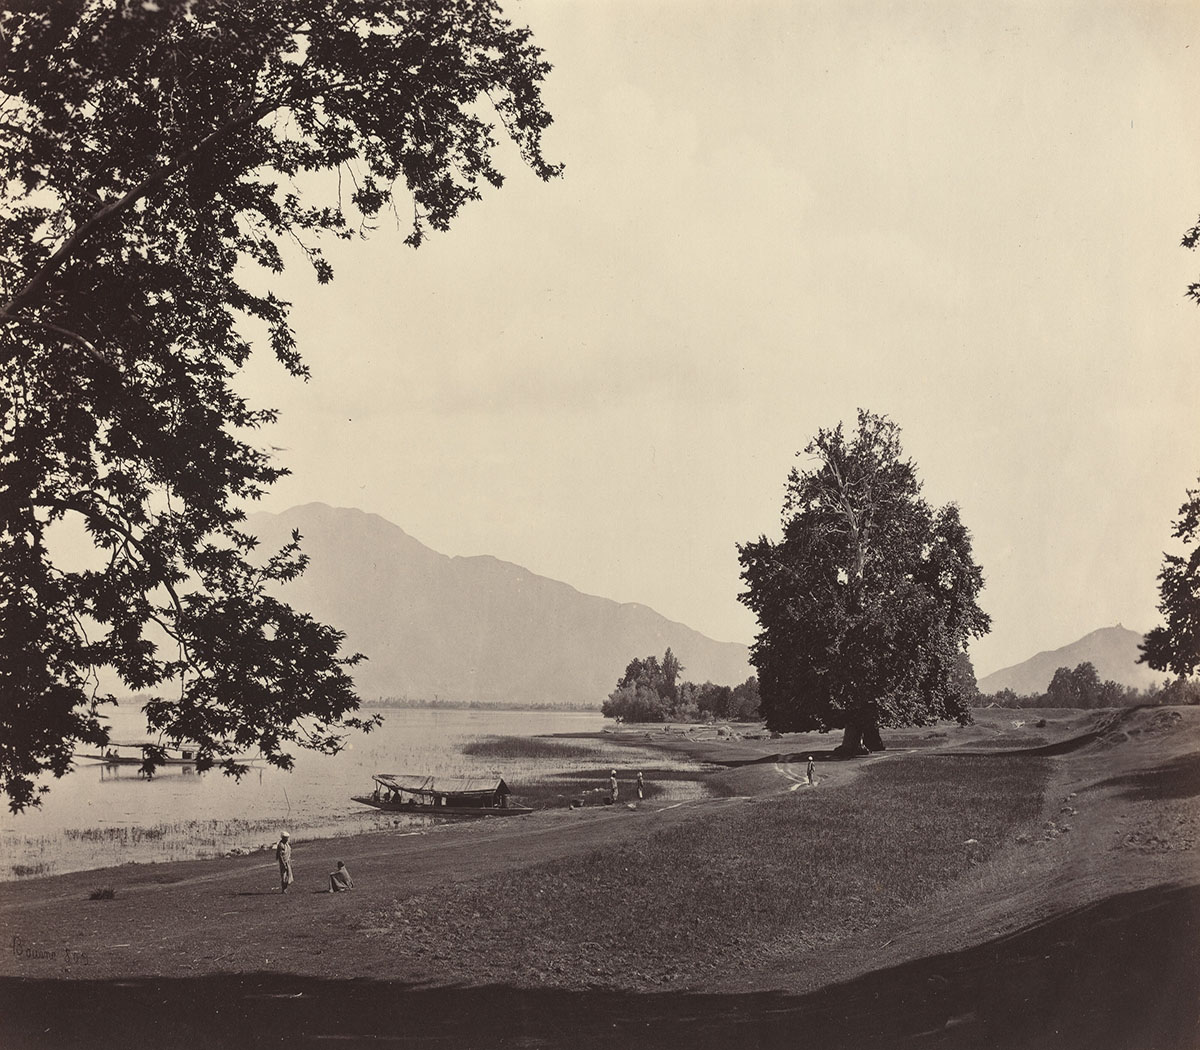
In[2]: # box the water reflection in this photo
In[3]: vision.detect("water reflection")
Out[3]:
[95,762,199,783]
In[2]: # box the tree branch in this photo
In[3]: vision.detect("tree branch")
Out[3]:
[0,315,115,368]
[1,94,285,320]
[33,495,193,665]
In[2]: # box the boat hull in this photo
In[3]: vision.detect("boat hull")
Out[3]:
[79,755,197,766]
[351,796,532,817]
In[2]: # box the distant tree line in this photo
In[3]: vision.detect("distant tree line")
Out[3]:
[366,697,599,712]
[601,649,761,723]
[977,661,1200,709]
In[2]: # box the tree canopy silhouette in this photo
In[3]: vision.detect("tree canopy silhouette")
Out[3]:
[1140,477,1200,680]
[0,0,561,811]
[1140,215,1200,683]
[738,410,990,753]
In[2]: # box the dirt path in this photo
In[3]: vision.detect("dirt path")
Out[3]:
[2,709,1197,1049]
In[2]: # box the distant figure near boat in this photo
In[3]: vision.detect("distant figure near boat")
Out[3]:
[807,757,816,785]
[636,771,645,799]
[328,860,353,893]
[609,769,618,803]
[276,831,293,893]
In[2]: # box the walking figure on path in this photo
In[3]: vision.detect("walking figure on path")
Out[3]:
[806,757,816,785]
[276,831,293,893]
[636,771,645,800]
[609,769,618,803]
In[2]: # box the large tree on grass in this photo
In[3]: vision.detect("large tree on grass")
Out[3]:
[0,0,561,811]
[738,410,990,754]
[1139,477,1200,679]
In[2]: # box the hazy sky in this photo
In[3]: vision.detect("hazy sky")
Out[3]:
[238,0,1200,678]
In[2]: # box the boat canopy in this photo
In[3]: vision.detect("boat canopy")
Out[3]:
[372,773,511,801]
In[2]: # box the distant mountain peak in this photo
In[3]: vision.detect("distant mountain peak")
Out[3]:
[978,624,1157,695]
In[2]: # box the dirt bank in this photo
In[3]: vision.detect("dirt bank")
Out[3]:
[2,708,1197,1049]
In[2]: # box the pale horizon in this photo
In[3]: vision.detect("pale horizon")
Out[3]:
[233,1,1200,681]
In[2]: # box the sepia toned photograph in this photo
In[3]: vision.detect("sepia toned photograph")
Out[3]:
[1,2,1198,1047]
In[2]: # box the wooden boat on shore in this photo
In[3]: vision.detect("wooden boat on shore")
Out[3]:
[353,773,532,817]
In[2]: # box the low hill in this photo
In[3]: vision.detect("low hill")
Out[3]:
[244,503,751,704]
[977,625,1162,695]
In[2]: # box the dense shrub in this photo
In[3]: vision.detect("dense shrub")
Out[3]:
[602,649,761,723]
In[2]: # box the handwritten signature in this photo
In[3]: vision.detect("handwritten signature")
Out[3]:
[10,935,90,965]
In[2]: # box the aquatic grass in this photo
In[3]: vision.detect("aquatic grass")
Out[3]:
[11,863,49,878]
[64,825,168,843]
[462,736,596,760]
[88,887,115,900]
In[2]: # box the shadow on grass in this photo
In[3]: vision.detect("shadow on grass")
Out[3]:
[715,748,841,768]
[4,884,1197,1050]
[1087,750,1200,802]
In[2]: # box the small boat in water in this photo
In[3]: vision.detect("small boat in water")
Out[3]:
[353,773,532,817]
[78,743,263,767]
[78,742,204,766]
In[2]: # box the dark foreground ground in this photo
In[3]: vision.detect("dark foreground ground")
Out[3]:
[3,883,1196,1050]
[2,708,1198,1050]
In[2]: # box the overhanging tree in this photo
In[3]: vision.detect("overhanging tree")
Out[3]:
[0,0,561,810]
[1139,477,1200,679]
[1139,215,1200,683]
[737,410,990,753]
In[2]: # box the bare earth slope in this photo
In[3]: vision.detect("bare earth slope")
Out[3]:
[1,708,1197,1049]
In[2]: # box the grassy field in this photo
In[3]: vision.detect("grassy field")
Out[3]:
[361,753,1050,989]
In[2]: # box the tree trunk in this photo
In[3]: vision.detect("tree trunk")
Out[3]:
[834,723,868,757]
[863,718,885,752]
[833,713,886,756]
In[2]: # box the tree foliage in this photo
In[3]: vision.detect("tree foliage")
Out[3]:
[977,662,1186,709]
[687,676,761,721]
[601,648,759,723]
[738,410,990,752]
[1138,218,1200,688]
[1140,477,1200,680]
[1044,662,1129,708]
[0,0,560,810]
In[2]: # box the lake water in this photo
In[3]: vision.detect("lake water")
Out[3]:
[1,705,713,881]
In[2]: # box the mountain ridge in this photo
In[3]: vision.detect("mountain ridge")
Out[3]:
[976,624,1161,695]
[245,503,752,704]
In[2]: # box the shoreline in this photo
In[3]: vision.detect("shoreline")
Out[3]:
[0,708,1108,888]
[0,726,843,903]
[1,707,1198,1048]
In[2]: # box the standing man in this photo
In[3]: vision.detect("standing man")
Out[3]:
[806,757,816,785]
[609,769,618,803]
[636,771,645,800]
[276,831,293,893]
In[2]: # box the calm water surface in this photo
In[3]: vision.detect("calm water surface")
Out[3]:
[2,705,711,880]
